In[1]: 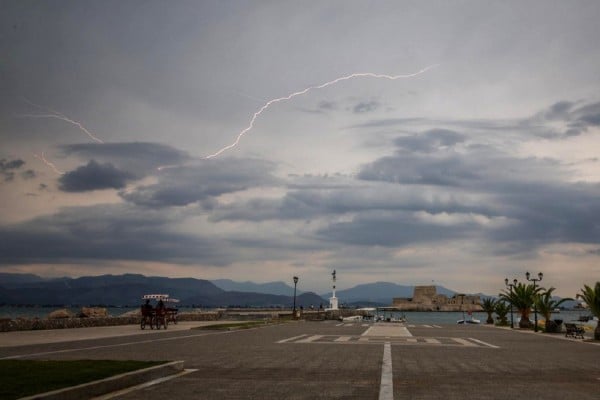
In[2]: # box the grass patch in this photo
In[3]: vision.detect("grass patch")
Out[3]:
[193,321,273,330]
[0,359,164,399]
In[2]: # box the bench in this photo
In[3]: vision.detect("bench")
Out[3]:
[564,323,585,339]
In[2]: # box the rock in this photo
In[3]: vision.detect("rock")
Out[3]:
[120,309,141,317]
[47,309,74,319]
[79,307,109,318]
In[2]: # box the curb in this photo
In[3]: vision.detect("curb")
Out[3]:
[20,360,184,400]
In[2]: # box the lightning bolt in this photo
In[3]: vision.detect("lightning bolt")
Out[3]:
[34,152,64,175]
[19,99,104,144]
[205,64,438,159]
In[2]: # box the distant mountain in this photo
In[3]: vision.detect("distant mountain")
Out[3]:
[211,279,300,296]
[0,274,223,306]
[0,273,46,286]
[321,282,457,305]
[0,273,326,308]
[186,291,325,308]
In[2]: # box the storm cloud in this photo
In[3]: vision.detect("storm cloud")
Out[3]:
[59,160,136,192]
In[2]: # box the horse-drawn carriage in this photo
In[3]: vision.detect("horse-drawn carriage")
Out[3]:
[140,294,179,330]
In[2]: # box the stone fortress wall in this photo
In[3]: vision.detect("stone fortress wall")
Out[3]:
[392,285,482,312]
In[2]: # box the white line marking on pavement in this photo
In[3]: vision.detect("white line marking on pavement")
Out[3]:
[408,324,415,327]
[432,325,442,328]
[277,334,308,343]
[424,338,440,344]
[335,336,352,342]
[336,323,344,326]
[423,325,433,328]
[362,326,373,336]
[0,332,219,360]
[451,338,477,347]
[379,342,393,400]
[91,369,198,399]
[468,338,499,348]
[297,335,324,343]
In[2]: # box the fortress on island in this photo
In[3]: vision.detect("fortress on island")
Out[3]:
[392,285,482,312]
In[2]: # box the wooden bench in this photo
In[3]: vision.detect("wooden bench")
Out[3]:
[564,323,585,339]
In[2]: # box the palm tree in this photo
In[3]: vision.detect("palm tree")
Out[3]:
[534,287,572,333]
[494,301,510,326]
[481,297,498,324]
[578,282,600,340]
[499,282,541,329]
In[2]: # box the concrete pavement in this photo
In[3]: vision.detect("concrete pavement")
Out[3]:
[2,321,599,399]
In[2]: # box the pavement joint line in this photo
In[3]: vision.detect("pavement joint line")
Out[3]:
[91,368,197,400]
[379,342,393,400]
[277,334,308,343]
[468,337,500,348]
[1,331,222,360]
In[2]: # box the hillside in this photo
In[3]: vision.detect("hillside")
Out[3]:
[0,273,326,307]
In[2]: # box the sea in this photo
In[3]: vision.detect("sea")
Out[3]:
[0,306,595,326]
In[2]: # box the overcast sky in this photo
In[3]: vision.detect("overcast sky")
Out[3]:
[1,1,599,297]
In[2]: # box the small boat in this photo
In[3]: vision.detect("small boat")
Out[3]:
[457,310,480,324]
[457,318,481,324]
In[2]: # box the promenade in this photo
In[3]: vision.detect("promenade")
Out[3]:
[1,320,598,399]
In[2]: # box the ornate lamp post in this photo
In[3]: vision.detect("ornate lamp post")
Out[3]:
[526,271,543,332]
[293,276,299,318]
[504,278,518,328]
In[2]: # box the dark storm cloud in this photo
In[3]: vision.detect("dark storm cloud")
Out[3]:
[62,142,190,177]
[21,169,36,179]
[393,129,465,153]
[0,204,233,265]
[317,210,472,246]
[0,158,25,181]
[210,129,600,254]
[352,100,380,114]
[59,160,135,192]
[120,158,280,208]
[350,100,600,139]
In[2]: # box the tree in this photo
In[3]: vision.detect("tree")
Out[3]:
[499,282,541,329]
[481,297,498,324]
[534,287,572,333]
[494,301,510,326]
[578,282,600,340]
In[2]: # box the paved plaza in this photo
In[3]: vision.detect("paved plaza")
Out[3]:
[1,320,598,399]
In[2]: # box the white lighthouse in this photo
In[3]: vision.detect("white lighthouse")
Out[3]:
[329,269,339,310]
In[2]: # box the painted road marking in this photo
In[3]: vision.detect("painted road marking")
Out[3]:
[379,342,393,400]
[451,338,477,347]
[277,334,307,343]
[278,335,499,348]
[468,338,500,349]
[362,325,413,337]
[92,369,198,400]
[335,336,352,342]
[297,335,324,343]
[423,325,433,328]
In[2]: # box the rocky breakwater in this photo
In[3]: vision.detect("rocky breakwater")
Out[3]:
[0,307,220,332]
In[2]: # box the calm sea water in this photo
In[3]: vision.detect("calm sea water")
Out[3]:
[1,306,594,326]
[0,306,139,319]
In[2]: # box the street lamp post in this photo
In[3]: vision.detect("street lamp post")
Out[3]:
[293,276,299,318]
[504,278,518,329]
[525,271,543,332]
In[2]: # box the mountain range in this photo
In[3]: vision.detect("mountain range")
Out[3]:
[0,273,325,308]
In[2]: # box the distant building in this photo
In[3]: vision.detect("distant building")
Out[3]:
[392,285,482,311]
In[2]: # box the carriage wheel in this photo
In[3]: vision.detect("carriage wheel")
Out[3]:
[140,318,146,330]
